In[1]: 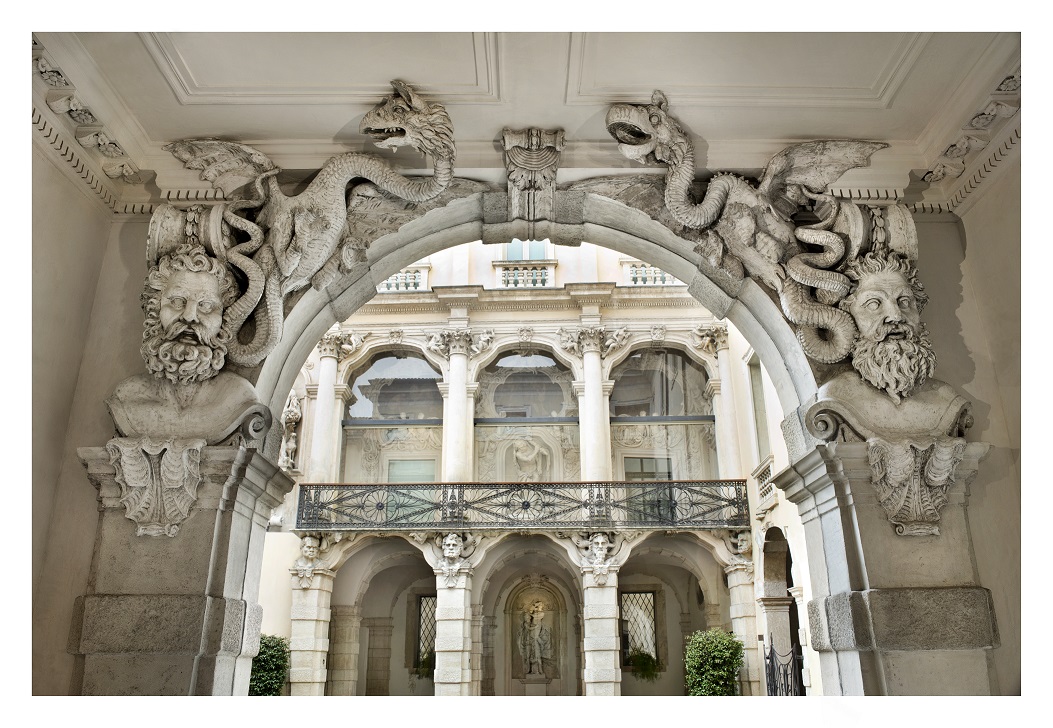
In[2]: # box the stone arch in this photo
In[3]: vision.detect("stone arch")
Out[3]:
[253,191,816,460]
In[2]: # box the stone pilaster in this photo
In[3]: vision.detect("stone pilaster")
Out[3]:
[433,568,474,695]
[288,569,336,696]
[363,617,394,695]
[470,603,484,696]
[725,562,761,695]
[71,447,293,695]
[581,565,621,696]
[433,329,477,482]
[327,605,362,696]
[776,441,998,695]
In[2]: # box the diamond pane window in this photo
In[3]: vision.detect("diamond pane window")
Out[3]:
[621,591,657,658]
[417,595,437,673]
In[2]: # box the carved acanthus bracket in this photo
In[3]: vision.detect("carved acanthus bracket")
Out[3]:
[867,436,967,536]
[557,326,629,358]
[427,328,494,360]
[690,323,728,355]
[105,437,205,537]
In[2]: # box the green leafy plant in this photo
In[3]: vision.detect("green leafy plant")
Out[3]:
[248,634,290,696]
[684,629,744,696]
[416,650,435,680]
[625,647,662,683]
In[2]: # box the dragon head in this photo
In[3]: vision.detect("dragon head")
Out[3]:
[605,89,691,166]
[360,80,456,162]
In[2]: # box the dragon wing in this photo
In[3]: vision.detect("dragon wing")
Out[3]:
[758,140,888,212]
[163,138,277,199]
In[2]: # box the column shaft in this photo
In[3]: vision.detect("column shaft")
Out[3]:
[579,349,611,480]
[307,353,339,482]
[712,346,743,478]
[725,564,761,695]
[288,572,335,696]
[443,352,470,481]
[433,573,473,695]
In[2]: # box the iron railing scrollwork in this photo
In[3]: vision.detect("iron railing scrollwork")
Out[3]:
[296,479,748,531]
[764,636,805,696]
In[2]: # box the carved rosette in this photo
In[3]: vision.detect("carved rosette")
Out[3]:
[690,323,728,356]
[557,326,629,358]
[428,328,494,360]
[867,436,967,536]
[105,437,206,537]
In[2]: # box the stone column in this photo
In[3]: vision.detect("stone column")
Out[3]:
[788,585,812,691]
[581,564,622,696]
[327,605,362,696]
[562,326,625,481]
[725,562,762,695]
[71,447,293,695]
[465,383,479,480]
[363,618,394,695]
[776,441,998,695]
[288,569,336,696]
[306,332,341,482]
[432,330,480,482]
[433,568,474,695]
[470,603,484,695]
[695,325,742,478]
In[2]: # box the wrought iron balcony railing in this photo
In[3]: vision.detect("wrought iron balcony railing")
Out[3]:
[296,479,749,532]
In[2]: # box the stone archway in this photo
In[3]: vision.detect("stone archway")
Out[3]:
[72,83,999,696]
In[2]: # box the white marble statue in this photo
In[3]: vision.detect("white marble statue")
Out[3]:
[512,438,547,482]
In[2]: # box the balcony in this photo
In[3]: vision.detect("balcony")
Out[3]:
[296,479,749,532]
[377,264,430,293]
[493,260,556,288]
[621,260,682,286]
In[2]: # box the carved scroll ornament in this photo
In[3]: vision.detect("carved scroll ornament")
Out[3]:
[106,437,205,537]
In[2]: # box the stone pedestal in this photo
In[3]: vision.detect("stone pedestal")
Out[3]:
[581,566,621,696]
[71,446,293,695]
[776,441,998,695]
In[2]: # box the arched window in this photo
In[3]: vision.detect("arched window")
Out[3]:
[473,351,578,482]
[340,352,443,483]
[608,348,718,481]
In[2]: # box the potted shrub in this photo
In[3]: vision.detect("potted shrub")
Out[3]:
[249,634,291,696]
[684,629,744,696]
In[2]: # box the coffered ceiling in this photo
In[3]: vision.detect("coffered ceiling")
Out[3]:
[32,32,1020,215]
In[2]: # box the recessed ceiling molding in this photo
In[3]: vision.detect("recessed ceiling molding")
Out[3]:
[565,32,930,109]
[142,32,503,105]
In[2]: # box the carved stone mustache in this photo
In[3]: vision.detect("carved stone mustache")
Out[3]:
[162,319,216,347]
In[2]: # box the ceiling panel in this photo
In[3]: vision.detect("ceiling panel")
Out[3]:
[144,32,502,104]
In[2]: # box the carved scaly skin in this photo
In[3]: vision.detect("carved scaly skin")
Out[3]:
[607,92,859,364]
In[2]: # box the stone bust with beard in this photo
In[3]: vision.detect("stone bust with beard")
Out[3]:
[106,243,264,444]
[811,251,969,439]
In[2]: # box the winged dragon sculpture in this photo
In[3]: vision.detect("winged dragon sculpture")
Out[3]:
[160,80,459,367]
[603,90,888,364]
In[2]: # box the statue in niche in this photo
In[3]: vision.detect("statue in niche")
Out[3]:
[511,438,548,482]
[518,599,553,677]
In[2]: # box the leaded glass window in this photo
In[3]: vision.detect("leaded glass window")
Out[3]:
[416,594,437,676]
[621,591,657,659]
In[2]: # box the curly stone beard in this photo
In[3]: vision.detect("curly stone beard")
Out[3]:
[141,316,233,386]
[851,321,937,402]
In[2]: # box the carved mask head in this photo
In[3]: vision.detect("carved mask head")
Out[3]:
[590,533,609,560]
[840,252,936,402]
[141,244,239,386]
[605,89,689,166]
[442,533,463,560]
[301,536,320,560]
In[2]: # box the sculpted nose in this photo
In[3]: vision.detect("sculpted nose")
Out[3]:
[181,300,199,323]
[882,299,904,323]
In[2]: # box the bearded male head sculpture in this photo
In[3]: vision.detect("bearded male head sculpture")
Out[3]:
[140,243,239,386]
[839,251,936,403]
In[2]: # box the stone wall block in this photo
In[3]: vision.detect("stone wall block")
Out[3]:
[80,654,196,696]
[824,591,873,651]
[77,594,208,653]
[582,668,620,683]
[582,603,619,620]
[582,636,620,652]
[864,587,998,651]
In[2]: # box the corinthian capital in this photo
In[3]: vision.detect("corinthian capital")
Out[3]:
[427,329,494,360]
[558,326,630,358]
[691,323,728,355]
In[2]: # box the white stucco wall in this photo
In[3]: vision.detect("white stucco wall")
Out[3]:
[32,145,113,597]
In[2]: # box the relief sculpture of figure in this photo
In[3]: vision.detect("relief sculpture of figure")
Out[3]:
[518,600,552,677]
[512,438,547,482]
